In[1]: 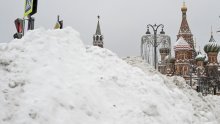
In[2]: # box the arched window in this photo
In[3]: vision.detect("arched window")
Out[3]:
[182,66,187,75]
[96,36,99,40]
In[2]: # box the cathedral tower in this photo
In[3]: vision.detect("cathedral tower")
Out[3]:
[177,2,195,60]
[174,37,192,76]
[204,31,220,65]
[158,47,170,74]
[204,30,220,79]
[93,16,104,48]
[159,47,170,62]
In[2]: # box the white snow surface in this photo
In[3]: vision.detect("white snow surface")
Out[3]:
[123,56,220,124]
[0,27,219,124]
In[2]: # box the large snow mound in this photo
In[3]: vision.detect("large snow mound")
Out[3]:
[123,56,220,124]
[0,27,219,124]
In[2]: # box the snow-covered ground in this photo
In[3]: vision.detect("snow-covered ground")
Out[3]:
[0,27,219,124]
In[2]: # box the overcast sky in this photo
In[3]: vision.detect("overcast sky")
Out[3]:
[1,0,220,57]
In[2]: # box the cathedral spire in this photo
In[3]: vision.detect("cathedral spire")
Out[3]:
[179,2,191,34]
[177,2,194,49]
[209,26,216,43]
[93,15,104,48]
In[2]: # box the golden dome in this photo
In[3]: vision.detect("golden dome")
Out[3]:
[181,2,187,12]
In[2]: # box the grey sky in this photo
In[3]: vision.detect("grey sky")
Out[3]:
[1,0,220,57]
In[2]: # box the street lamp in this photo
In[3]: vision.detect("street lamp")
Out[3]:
[141,24,171,69]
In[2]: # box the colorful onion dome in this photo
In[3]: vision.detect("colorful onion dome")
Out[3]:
[174,37,191,51]
[195,52,206,61]
[204,35,220,53]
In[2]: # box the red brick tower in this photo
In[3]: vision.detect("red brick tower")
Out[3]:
[177,2,195,60]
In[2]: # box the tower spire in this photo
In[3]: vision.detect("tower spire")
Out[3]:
[209,26,216,42]
[95,15,102,35]
[183,1,186,8]
[93,15,104,48]
[177,2,194,49]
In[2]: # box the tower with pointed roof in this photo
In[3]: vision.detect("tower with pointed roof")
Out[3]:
[203,30,220,92]
[177,2,195,60]
[204,29,220,65]
[174,37,192,76]
[93,16,104,48]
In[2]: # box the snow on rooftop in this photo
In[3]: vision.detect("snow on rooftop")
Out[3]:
[175,37,189,46]
[174,37,191,51]
[0,27,219,124]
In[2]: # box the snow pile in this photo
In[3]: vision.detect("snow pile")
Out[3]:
[0,27,219,124]
[123,56,220,124]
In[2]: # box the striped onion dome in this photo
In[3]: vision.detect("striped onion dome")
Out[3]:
[204,35,220,53]
[195,52,205,61]
[174,37,191,51]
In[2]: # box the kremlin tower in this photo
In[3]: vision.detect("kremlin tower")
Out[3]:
[93,16,104,48]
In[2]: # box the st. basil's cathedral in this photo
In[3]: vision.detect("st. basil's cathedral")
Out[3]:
[158,2,220,95]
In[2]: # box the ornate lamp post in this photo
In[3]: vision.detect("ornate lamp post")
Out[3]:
[141,24,171,69]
